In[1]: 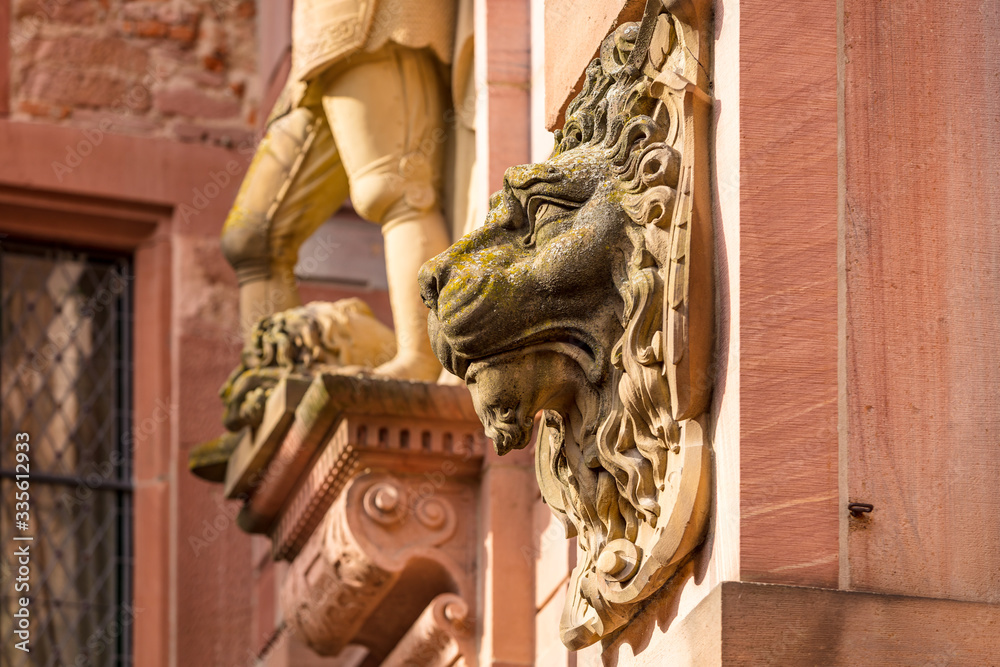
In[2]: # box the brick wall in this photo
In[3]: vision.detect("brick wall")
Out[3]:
[9,0,259,148]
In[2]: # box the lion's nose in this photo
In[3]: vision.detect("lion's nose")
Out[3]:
[418,254,447,312]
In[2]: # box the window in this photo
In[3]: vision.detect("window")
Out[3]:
[0,241,133,667]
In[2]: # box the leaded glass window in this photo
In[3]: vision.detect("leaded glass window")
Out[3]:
[0,241,133,667]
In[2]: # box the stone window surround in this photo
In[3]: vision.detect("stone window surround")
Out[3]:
[0,183,172,666]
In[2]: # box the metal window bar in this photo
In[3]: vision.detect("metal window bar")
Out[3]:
[0,240,134,667]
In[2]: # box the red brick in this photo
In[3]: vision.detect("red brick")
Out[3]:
[15,0,99,23]
[154,85,241,119]
[25,36,150,75]
[168,24,198,43]
[24,68,146,110]
[17,99,71,119]
[120,19,169,38]
[202,53,225,72]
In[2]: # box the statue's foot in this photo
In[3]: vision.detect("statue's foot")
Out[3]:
[371,352,442,383]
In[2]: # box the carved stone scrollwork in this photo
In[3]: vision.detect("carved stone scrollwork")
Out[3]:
[381,593,475,667]
[419,0,713,649]
[281,471,475,662]
[192,367,485,663]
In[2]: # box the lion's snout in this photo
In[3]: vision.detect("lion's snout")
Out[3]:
[418,252,449,313]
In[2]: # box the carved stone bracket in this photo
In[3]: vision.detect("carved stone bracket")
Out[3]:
[419,0,714,649]
[381,593,475,667]
[221,374,487,558]
[281,471,478,661]
[192,373,486,664]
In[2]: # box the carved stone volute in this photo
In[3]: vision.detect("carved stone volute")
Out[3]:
[281,471,475,658]
[420,0,713,648]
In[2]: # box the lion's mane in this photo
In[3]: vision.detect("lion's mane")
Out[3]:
[544,25,683,568]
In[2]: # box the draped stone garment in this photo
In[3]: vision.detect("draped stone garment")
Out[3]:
[291,0,457,82]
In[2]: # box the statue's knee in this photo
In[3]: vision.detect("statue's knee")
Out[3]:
[349,159,438,225]
[349,170,404,224]
[221,209,270,284]
[220,108,320,284]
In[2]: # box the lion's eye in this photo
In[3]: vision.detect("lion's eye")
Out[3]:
[534,202,565,225]
[527,197,576,230]
[520,197,579,246]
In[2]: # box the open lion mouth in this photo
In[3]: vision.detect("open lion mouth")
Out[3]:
[436,322,602,384]
[457,337,603,455]
[426,312,607,455]
[466,337,596,384]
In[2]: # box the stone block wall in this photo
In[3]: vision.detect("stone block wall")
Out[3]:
[8,0,259,148]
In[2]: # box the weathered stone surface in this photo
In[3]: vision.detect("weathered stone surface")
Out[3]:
[190,366,485,664]
[843,0,1000,604]
[280,471,478,662]
[23,36,150,74]
[599,582,1000,665]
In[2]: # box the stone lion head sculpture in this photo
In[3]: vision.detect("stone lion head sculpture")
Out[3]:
[420,0,713,649]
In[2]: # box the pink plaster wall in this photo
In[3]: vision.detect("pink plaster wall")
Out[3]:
[475,0,532,204]
[480,447,537,667]
[541,0,644,130]
[531,498,573,667]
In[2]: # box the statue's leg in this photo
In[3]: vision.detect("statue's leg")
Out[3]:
[322,47,451,382]
[220,104,349,340]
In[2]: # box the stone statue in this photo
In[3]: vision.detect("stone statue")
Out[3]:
[220,0,462,383]
[419,0,714,648]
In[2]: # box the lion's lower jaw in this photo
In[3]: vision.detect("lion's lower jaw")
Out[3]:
[465,349,597,455]
[482,412,534,455]
[458,347,712,648]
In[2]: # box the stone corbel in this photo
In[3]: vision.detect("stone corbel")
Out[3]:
[281,471,477,661]
[381,593,475,667]
[190,373,487,664]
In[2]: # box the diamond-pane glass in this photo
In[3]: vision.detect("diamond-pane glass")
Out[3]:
[0,242,133,667]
